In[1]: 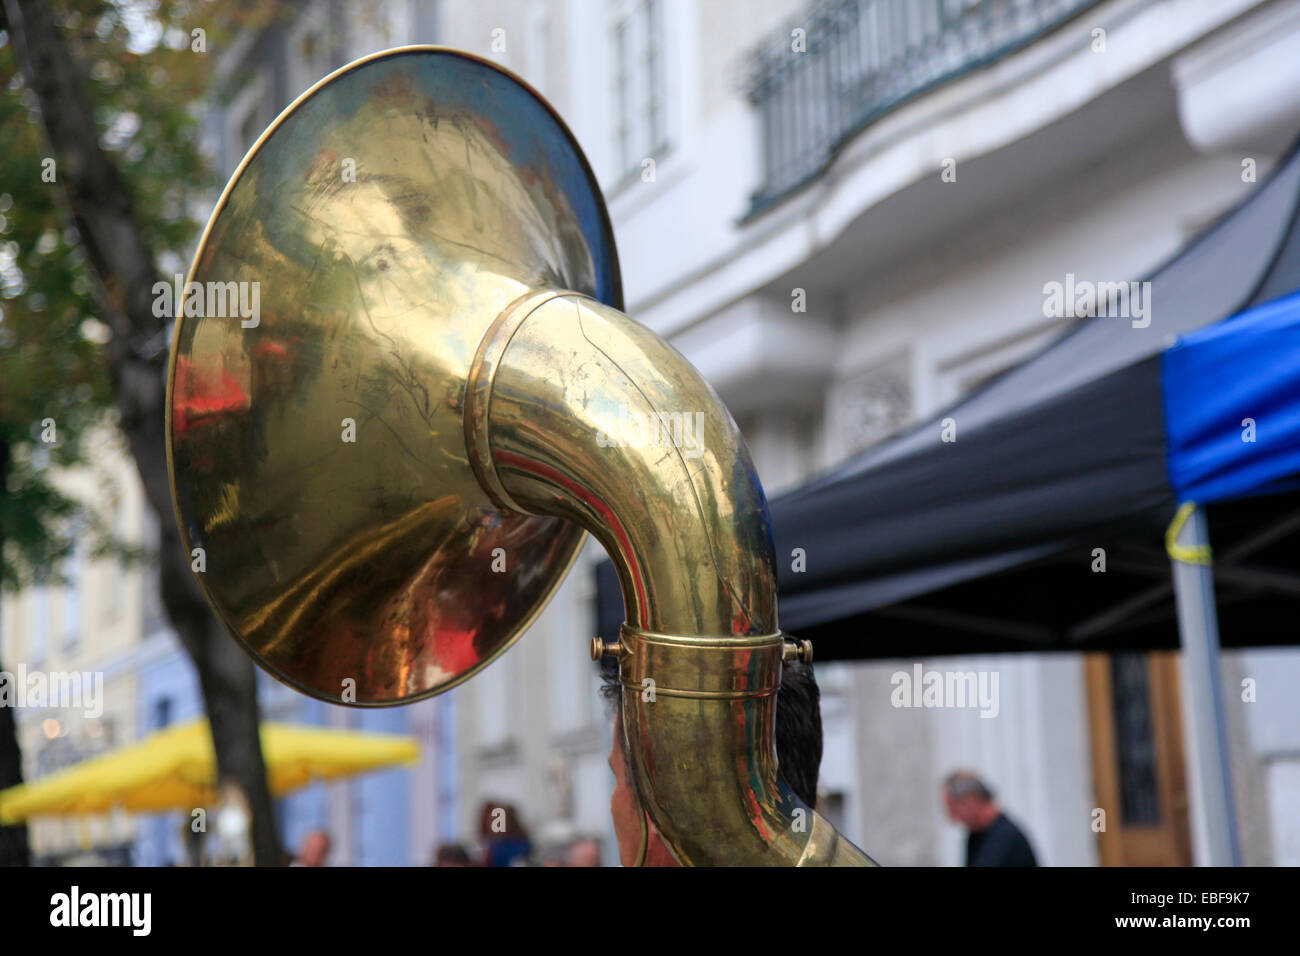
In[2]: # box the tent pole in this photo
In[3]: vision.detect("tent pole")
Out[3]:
[1168,504,1242,866]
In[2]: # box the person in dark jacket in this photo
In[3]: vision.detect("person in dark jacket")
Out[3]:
[943,771,1039,867]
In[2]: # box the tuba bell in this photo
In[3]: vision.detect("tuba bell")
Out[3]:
[166,45,874,866]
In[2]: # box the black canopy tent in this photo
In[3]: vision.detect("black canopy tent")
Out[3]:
[767,140,1300,661]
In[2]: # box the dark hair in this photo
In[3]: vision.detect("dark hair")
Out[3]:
[478,801,528,840]
[599,648,824,807]
[943,771,994,803]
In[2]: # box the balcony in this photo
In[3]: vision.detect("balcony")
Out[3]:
[744,0,1104,215]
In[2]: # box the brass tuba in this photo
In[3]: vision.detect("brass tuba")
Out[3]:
[166,46,874,866]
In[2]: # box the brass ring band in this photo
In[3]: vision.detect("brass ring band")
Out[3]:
[463,288,572,516]
[617,624,787,699]
[619,623,785,647]
[617,678,778,700]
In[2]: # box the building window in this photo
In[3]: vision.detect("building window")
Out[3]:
[1111,653,1161,826]
[610,0,667,181]
[829,353,913,458]
[153,697,173,731]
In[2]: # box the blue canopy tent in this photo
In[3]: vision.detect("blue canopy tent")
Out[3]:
[1160,287,1300,866]
[1164,289,1300,506]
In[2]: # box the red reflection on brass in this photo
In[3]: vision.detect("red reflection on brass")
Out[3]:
[172,356,249,434]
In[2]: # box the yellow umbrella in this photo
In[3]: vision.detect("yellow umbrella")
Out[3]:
[0,718,420,823]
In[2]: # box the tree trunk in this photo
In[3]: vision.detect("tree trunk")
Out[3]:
[4,0,281,865]
[0,440,32,866]
[0,675,30,866]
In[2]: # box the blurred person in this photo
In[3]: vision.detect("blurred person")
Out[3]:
[293,829,332,867]
[566,836,601,867]
[211,782,253,866]
[537,848,568,867]
[534,818,579,866]
[433,843,473,867]
[942,771,1038,867]
[179,818,204,867]
[477,802,533,867]
[600,655,825,867]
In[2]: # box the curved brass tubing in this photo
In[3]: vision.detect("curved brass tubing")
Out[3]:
[465,291,876,866]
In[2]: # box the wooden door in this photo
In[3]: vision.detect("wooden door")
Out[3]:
[1085,651,1192,865]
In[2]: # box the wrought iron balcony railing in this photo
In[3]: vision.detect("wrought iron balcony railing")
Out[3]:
[744,0,1103,215]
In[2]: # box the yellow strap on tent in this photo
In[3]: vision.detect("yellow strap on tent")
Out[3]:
[1166,501,1212,566]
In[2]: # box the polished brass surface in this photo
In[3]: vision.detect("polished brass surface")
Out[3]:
[167,46,875,865]
[167,47,618,704]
